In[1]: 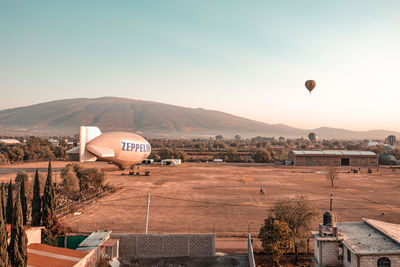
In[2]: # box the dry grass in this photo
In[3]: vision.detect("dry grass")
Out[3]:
[1,162,400,246]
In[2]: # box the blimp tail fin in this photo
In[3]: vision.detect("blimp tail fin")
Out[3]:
[79,126,102,162]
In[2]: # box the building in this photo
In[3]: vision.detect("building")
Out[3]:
[161,159,182,166]
[290,150,378,167]
[6,225,116,267]
[0,138,20,144]
[312,213,400,267]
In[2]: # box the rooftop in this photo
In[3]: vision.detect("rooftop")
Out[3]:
[337,220,400,255]
[292,150,377,156]
[76,230,111,252]
[27,243,88,267]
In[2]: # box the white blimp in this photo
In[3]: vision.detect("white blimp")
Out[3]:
[67,126,151,169]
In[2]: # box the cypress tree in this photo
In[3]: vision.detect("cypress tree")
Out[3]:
[8,186,28,267]
[31,169,41,227]
[42,161,56,228]
[20,178,27,226]
[6,180,13,224]
[1,183,6,222]
[0,190,10,267]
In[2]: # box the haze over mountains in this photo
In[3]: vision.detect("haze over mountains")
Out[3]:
[0,97,397,139]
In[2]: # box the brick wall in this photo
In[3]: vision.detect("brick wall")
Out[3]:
[111,233,215,258]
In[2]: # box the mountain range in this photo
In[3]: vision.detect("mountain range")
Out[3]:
[0,97,397,139]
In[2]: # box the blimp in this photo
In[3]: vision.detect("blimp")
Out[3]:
[67,126,151,169]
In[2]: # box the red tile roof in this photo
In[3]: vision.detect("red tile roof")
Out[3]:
[27,243,88,267]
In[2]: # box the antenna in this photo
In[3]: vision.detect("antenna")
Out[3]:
[329,194,333,212]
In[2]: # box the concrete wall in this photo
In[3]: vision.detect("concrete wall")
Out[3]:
[314,239,321,264]
[26,228,42,245]
[111,233,215,258]
[320,241,341,266]
[359,255,400,267]
[75,246,103,267]
[342,246,357,267]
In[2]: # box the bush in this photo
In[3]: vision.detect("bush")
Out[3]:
[60,164,105,193]
[82,168,105,191]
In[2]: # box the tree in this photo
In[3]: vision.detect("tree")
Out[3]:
[271,195,316,262]
[31,169,42,226]
[15,171,28,185]
[1,184,6,222]
[20,178,27,226]
[60,166,80,200]
[327,166,339,187]
[0,188,9,267]
[42,161,56,229]
[253,149,272,163]
[8,186,28,267]
[259,216,290,266]
[6,180,13,224]
[215,135,223,141]
[158,148,172,160]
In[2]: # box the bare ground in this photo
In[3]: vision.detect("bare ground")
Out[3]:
[1,162,400,252]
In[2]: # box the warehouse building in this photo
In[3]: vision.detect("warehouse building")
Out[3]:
[290,150,378,166]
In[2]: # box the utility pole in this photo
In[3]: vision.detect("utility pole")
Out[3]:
[145,193,150,234]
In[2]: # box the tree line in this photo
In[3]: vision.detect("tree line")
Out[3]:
[0,161,58,266]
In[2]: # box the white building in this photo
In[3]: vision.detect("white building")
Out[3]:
[161,159,181,166]
[0,139,20,144]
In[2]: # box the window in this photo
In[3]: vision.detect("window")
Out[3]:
[347,248,351,262]
[377,257,391,267]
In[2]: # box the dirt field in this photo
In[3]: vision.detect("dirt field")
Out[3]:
[1,162,400,250]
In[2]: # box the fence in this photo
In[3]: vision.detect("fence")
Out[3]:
[56,186,122,218]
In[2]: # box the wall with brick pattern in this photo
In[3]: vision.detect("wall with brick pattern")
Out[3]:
[320,241,341,266]
[111,233,215,258]
[360,255,400,267]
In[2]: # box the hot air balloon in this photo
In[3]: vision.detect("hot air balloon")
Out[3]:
[305,80,316,93]
[387,135,396,146]
[308,132,318,143]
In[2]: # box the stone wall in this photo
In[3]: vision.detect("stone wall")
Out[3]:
[111,233,215,258]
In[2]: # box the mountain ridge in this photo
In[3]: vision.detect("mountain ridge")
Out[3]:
[0,97,398,139]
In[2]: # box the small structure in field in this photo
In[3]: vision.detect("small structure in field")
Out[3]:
[161,159,182,166]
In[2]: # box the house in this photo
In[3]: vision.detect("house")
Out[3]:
[312,212,400,267]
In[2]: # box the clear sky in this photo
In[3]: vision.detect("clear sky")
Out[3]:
[1,1,400,131]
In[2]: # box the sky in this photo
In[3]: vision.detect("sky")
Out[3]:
[1,1,400,131]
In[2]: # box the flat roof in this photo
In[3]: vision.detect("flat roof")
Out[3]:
[27,243,88,267]
[77,230,110,252]
[292,150,377,156]
[337,221,400,255]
